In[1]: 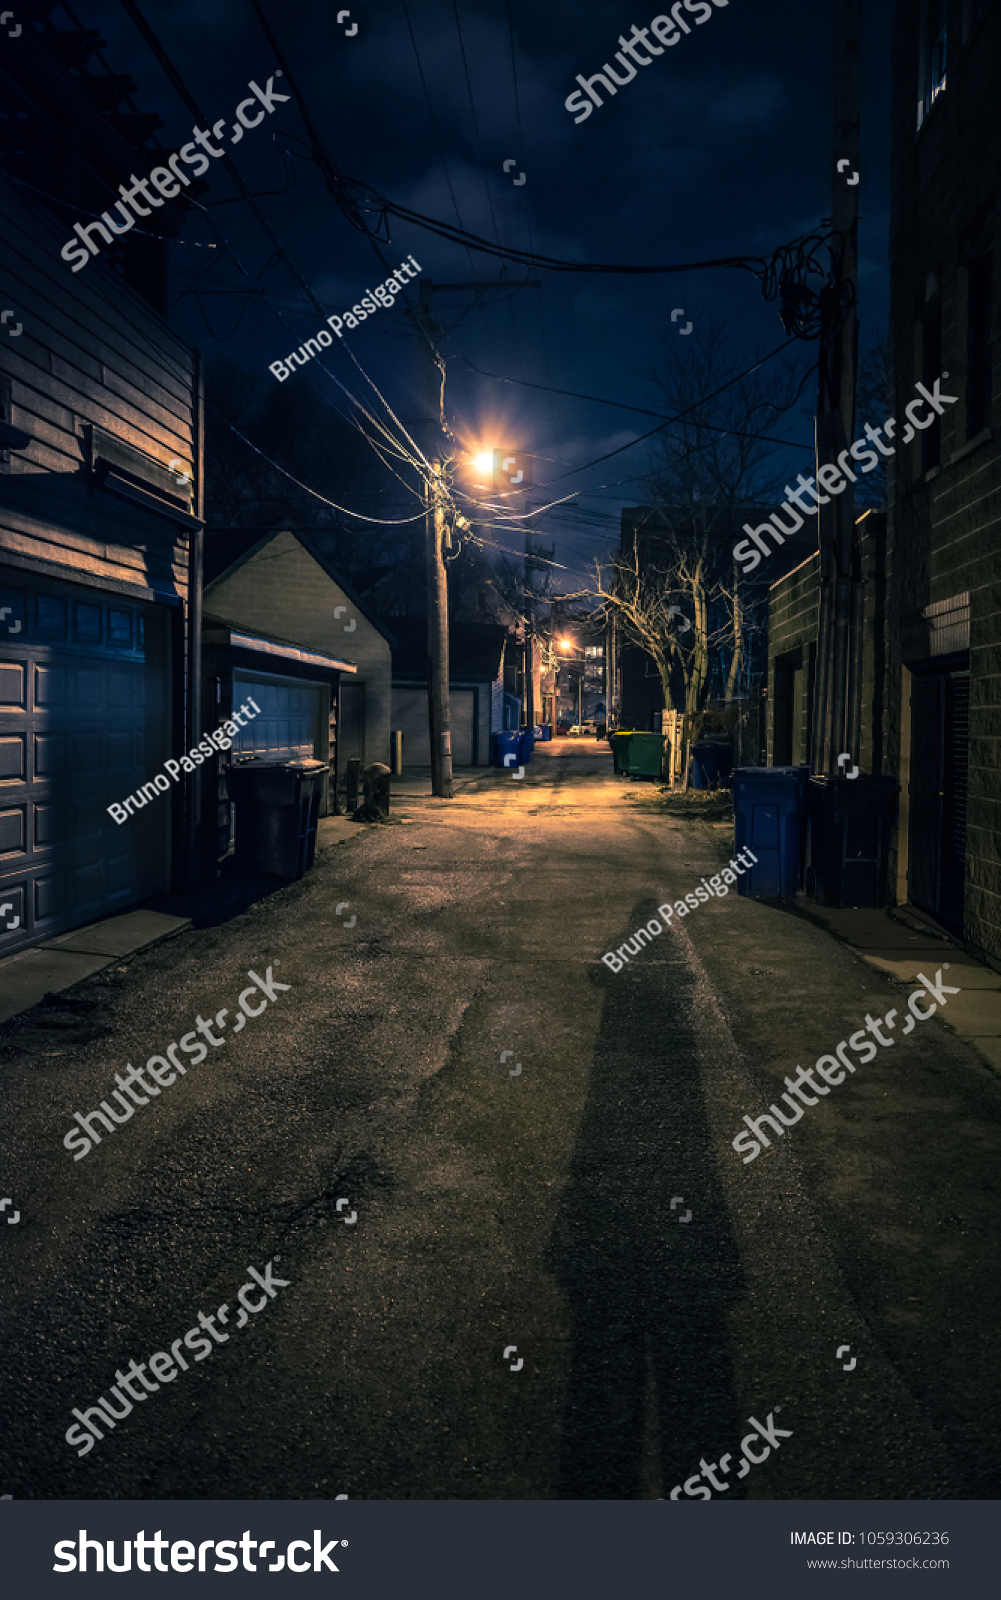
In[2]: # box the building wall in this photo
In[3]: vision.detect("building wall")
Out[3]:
[0,180,195,603]
[204,531,392,767]
[0,180,199,944]
[888,0,1001,964]
[767,553,819,767]
[766,516,885,774]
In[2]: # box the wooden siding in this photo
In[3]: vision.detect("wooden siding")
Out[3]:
[0,177,197,604]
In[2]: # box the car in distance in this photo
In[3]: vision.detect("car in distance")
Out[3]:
[568,720,598,736]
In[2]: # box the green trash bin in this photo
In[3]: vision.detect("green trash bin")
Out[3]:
[609,731,636,774]
[622,732,667,779]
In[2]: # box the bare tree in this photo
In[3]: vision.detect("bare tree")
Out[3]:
[591,317,811,781]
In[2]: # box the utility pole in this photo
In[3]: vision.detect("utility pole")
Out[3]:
[414,279,540,794]
[550,598,559,730]
[416,281,453,797]
[811,0,861,775]
[524,526,535,732]
[522,532,553,731]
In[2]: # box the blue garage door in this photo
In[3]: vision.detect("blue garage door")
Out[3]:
[0,574,171,955]
[231,673,326,761]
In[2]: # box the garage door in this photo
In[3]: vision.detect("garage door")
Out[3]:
[230,673,327,759]
[0,575,170,956]
[393,687,474,766]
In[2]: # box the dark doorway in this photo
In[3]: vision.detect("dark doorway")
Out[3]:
[908,664,969,932]
[772,648,808,768]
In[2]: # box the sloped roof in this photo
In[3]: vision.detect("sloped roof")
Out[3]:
[386,616,509,682]
[204,527,397,645]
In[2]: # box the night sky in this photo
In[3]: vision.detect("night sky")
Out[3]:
[78,0,895,583]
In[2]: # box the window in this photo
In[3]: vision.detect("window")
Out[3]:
[917,0,948,128]
[966,251,993,436]
[921,305,943,470]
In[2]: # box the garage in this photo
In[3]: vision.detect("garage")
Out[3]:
[0,573,173,956]
[393,686,475,767]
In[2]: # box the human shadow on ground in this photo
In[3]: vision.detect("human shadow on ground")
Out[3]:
[549,905,746,1498]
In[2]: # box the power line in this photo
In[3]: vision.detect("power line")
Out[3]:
[114,0,436,514]
[457,357,815,453]
[548,339,801,483]
[211,408,427,525]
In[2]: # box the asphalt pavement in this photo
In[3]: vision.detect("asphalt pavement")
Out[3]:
[1,737,998,1500]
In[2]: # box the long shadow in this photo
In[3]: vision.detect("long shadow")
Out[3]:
[549,904,745,1499]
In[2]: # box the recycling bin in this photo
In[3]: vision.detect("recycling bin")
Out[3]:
[536,723,552,741]
[518,727,535,763]
[492,730,521,769]
[227,757,326,880]
[690,740,733,790]
[730,766,808,898]
[806,775,900,907]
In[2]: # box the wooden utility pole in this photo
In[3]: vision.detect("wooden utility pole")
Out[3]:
[811,0,861,775]
[416,281,453,797]
[415,280,540,795]
[524,525,535,732]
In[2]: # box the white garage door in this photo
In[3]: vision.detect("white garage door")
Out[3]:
[0,575,170,955]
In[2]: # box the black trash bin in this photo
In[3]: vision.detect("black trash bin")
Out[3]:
[806,775,900,907]
[228,757,327,879]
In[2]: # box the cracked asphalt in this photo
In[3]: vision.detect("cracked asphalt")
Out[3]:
[1,738,998,1500]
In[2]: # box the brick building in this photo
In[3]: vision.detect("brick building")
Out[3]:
[767,0,999,960]
[885,0,999,952]
[767,511,887,774]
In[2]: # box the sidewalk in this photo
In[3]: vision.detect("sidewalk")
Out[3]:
[0,819,369,1028]
[796,901,1001,1073]
[0,908,191,1026]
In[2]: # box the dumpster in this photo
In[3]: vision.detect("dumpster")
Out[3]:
[730,766,807,897]
[621,732,667,779]
[493,730,521,769]
[609,731,642,774]
[228,757,326,879]
[609,731,630,773]
[806,775,899,907]
[518,727,535,764]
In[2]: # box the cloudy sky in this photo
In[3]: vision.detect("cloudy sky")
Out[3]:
[78,0,894,583]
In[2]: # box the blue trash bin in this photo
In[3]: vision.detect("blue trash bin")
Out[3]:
[730,766,808,898]
[518,727,535,763]
[691,740,733,790]
[493,730,521,770]
[537,723,552,742]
